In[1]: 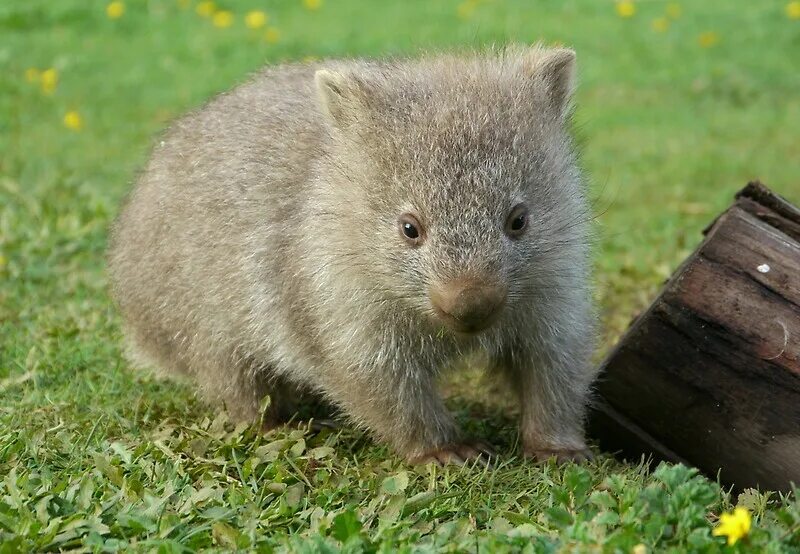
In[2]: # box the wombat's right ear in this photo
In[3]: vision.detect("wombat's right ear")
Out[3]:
[525,48,577,119]
[315,69,365,127]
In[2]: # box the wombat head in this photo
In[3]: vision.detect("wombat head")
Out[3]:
[315,47,589,334]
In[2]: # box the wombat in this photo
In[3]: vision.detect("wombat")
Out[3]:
[108,45,597,464]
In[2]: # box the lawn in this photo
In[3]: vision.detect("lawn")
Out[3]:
[2,0,800,551]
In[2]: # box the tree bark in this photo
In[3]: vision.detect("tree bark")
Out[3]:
[589,181,800,492]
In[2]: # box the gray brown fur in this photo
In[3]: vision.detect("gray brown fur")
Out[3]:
[107,46,598,463]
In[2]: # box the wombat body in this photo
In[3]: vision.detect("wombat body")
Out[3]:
[108,46,597,463]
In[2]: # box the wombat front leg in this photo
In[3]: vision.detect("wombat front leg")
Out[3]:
[497,342,595,463]
[317,364,490,465]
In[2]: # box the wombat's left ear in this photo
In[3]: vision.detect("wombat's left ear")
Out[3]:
[528,48,577,118]
[315,69,366,128]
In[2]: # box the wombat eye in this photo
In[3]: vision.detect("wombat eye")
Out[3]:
[505,204,529,238]
[398,213,424,246]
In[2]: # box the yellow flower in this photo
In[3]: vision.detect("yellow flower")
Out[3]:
[264,26,281,43]
[63,111,83,131]
[40,68,58,95]
[106,1,125,19]
[303,0,322,10]
[615,1,635,18]
[713,507,751,546]
[787,1,800,19]
[195,1,215,17]
[666,3,682,19]
[212,10,233,28]
[25,67,41,83]
[651,17,669,32]
[457,0,477,19]
[245,10,268,29]
[698,31,720,48]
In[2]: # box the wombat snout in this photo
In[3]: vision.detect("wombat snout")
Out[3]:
[429,278,508,333]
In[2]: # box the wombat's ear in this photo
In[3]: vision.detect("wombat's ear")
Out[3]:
[527,48,577,118]
[315,69,365,127]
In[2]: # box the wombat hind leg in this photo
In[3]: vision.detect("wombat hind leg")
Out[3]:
[120,324,189,377]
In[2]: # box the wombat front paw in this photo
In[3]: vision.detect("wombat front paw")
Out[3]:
[407,440,495,466]
[524,445,593,464]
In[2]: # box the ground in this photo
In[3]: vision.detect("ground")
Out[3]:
[2,0,800,551]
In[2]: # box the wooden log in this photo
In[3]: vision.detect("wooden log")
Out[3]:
[588,181,800,492]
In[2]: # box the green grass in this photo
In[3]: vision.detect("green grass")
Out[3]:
[2,0,800,551]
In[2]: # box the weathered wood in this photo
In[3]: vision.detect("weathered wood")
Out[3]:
[589,181,800,492]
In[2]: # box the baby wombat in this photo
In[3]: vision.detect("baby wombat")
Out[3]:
[108,46,597,464]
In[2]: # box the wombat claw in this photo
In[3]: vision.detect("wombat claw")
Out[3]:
[524,447,593,464]
[409,440,496,466]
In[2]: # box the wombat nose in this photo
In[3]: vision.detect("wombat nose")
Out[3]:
[429,279,507,333]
